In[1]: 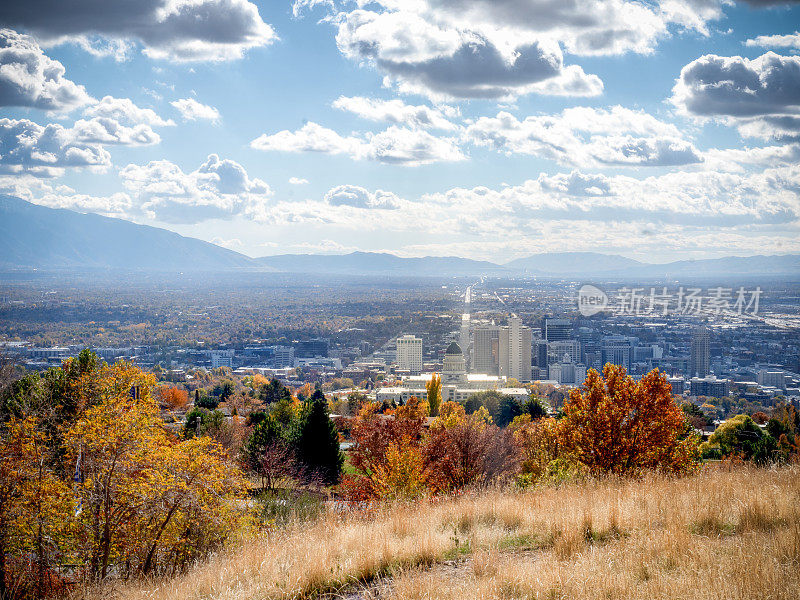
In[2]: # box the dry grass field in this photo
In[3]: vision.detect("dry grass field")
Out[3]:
[97,465,800,600]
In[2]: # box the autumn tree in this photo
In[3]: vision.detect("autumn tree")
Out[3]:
[157,385,189,410]
[424,402,516,492]
[342,400,427,500]
[64,361,247,580]
[560,364,699,476]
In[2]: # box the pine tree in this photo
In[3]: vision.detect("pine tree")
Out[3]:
[295,389,343,486]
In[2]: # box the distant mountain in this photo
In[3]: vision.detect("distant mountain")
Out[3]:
[0,195,258,271]
[3,196,798,278]
[255,251,509,277]
[505,252,800,278]
[632,254,800,278]
[505,252,644,274]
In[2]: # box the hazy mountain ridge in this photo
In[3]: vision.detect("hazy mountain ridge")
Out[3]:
[2,197,798,277]
[0,195,258,272]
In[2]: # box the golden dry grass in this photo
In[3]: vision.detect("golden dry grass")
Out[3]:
[96,465,800,600]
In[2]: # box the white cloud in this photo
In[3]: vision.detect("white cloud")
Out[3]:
[0,117,111,177]
[119,153,273,223]
[332,96,458,130]
[672,51,800,140]
[170,98,221,122]
[745,32,800,50]
[333,7,602,100]
[303,0,727,100]
[70,117,161,146]
[251,122,465,166]
[288,177,309,185]
[84,96,175,127]
[211,237,244,249]
[2,0,278,62]
[324,184,402,209]
[464,106,701,167]
[0,28,93,111]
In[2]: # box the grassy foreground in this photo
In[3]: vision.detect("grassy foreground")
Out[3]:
[99,465,799,600]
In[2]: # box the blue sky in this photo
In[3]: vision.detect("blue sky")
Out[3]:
[1,0,799,263]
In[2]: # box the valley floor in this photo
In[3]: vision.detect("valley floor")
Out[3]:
[99,465,799,600]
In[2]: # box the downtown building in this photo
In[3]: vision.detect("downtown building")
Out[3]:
[395,334,423,375]
[498,316,533,382]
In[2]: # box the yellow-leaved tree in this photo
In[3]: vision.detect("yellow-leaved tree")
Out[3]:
[426,373,442,417]
[65,362,248,580]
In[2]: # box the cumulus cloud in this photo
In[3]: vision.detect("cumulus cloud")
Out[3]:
[672,51,800,140]
[334,8,602,100]
[251,122,465,165]
[0,0,277,62]
[324,184,402,209]
[0,117,111,177]
[70,118,161,146]
[289,177,309,185]
[0,28,93,111]
[298,0,729,100]
[170,98,221,122]
[84,96,175,127]
[332,96,458,130]
[119,154,273,223]
[745,32,800,50]
[464,106,702,167]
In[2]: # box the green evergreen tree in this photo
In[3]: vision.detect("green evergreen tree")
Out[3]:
[295,389,343,486]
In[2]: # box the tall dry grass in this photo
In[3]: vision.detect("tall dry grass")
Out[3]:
[94,465,800,600]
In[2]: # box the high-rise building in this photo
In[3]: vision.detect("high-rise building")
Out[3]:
[460,314,471,370]
[396,335,423,374]
[602,335,632,370]
[533,339,549,368]
[549,339,581,364]
[472,324,500,375]
[690,326,710,377]
[545,319,572,342]
[499,315,532,381]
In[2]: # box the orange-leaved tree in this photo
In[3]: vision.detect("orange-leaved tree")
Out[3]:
[424,402,517,493]
[341,398,427,500]
[560,364,699,476]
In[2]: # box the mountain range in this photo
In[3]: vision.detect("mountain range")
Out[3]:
[2,196,798,278]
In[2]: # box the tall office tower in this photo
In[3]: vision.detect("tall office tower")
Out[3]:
[460,314,471,370]
[499,315,533,381]
[690,326,710,377]
[601,335,633,370]
[396,335,423,375]
[545,318,572,342]
[533,339,549,368]
[472,324,500,375]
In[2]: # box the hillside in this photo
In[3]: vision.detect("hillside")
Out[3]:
[0,195,258,272]
[99,466,798,600]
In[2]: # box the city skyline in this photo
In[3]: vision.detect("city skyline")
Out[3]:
[1,1,799,263]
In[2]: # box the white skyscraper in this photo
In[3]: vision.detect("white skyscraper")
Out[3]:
[499,315,532,381]
[396,335,423,374]
[472,323,500,375]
